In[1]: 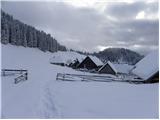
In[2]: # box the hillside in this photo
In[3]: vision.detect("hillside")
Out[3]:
[1,10,66,52]
[1,44,158,118]
[94,48,143,65]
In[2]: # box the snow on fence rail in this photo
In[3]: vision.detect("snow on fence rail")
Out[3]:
[57,73,128,82]
[1,69,28,84]
[56,73,120,82]
[56,73,145,84]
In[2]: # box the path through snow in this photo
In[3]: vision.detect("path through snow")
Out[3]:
[40,80,158,119]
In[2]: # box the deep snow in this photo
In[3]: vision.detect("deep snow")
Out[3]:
[1,44,159,118]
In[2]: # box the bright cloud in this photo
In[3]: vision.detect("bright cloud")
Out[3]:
[136,11,145,19]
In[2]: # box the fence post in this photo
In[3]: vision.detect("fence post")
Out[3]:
[56,73,58,80]
[2,70,5,76]
[15,78,17,84]
[63,74,65,81]
[56,73,59,80]
[20,69,23,74]
[25,72,28,80]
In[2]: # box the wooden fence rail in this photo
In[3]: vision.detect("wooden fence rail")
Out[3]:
[1,69,28,84]
[56,73,145,84]
[15,72,28,84]
[2,69,27,72]
[1,69,27,76]
[56,73,121,82]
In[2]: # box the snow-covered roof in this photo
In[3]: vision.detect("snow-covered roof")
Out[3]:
[50,55,67,64]
[49,51,86,65]
[107,61,117,73]
[114,63,133,74]
[132,50,159,80]
[88,55,103,66]
[98,61,133,74]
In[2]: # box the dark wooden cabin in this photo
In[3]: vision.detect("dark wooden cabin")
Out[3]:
[98,62,117,75]
[131,50,159,83]
[77,56,103,70]
[146,71,159,83]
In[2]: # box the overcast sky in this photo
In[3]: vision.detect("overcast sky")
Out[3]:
[1,0,159,55]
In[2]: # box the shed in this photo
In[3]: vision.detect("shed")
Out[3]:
[131,50,159,82]
[98,61,133,75]
[98,61,117,75]
[77,56,103,70]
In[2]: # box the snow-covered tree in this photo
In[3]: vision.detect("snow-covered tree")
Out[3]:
[1,10,67,53]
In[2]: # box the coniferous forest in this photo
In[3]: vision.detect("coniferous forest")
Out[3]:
[1,10,66,52]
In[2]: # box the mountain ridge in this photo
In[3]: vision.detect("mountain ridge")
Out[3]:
[93,48,143,65]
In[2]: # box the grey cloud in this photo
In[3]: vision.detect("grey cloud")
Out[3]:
[102,19,158,44]
[122,19,158,46]
[145,1,159,15]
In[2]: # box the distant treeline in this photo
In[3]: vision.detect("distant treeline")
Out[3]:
[1,10,66,52]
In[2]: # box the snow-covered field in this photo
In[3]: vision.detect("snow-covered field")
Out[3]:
[1,44,159,118]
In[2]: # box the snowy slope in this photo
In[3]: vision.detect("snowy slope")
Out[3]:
[49,51,86,65]
[132,50,159,80]
[1,44,83,118]
[1,44,159,118]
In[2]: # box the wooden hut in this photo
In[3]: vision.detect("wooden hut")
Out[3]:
[98,61,133,75]
[131,50,159,83]
[146,71,159,83]
[77,56,103,70]
[98,61,117,75]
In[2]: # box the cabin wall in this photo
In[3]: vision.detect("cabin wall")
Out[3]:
[99,64,116,75]
[146,72,159,83]
[77,57,98,70]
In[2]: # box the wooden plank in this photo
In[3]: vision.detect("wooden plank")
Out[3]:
[2,69,27,72]
[14,73,28,84]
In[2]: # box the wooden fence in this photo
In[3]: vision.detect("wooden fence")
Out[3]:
[56,73,145,84]
[1,69,28,84]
